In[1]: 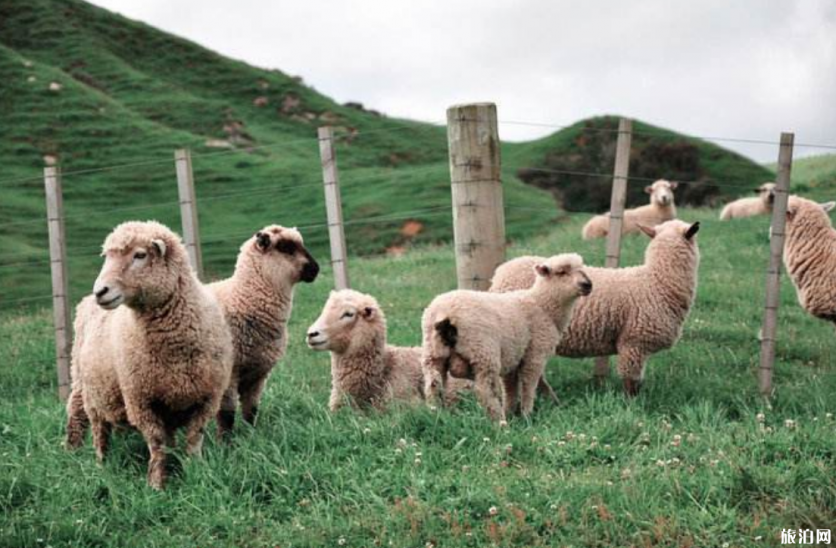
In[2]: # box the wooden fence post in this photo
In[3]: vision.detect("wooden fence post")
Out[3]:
[594,118,633,382]
[446,103,505,291]
[759,132,793,396]
[175,148,203,279]
[318,126,350,290]
[44,166,71,401]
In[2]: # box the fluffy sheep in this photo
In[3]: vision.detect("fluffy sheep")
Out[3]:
[491,220,700,396]
[209,225,319,435]
[421,254,592,422]
[64,221,233,489]
[719,182,776,220]
[582,179,678,239]
[782,196,836,324]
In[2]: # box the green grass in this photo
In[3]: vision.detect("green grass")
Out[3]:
[2,208,834,547]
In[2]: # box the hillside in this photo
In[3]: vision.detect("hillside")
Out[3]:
[0,0,772,310]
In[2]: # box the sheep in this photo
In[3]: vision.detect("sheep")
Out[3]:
[421,254,592,422]
[491,219,700,396]
[64,221,233,489]
[208,225,319,435]
[782,196,836,325]
[719,182,776,220]
[582,179,678,239]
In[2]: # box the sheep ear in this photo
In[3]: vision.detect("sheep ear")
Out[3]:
[786,207,796,220]
[753,188,762,194]
[644,185,653,194]
[151,239,167,258]
[361,306,375,319]
[534,264,551,277]
[668,181,678,190]
[684,222,700,240]
[637,224,656,239]
[255,231,271,252]
[819,201,836,212]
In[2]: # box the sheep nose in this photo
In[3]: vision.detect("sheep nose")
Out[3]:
[94,285,110,298]
[307,330,319,339]
[579,280,593,295]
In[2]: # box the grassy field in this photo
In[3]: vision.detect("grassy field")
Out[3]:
[2,206,834,548]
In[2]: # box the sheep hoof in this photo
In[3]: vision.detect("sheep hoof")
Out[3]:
[242,406,259,426]
[216,410,235,439]
[622,378,642,397]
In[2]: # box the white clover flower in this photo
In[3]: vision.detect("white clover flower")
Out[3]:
[756,412,766,423]
[488,506,498,516]
[338,537,346,546]
[784,419,796,429]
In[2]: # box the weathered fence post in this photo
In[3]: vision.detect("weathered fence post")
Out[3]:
[175,148,203,279]
[446,103,505,290]
[594,118,633,382]
[759,132,793,396]
[44,166,71,400]
[318,126,350,290]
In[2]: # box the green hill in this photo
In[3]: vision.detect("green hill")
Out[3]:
[0,0,772,309]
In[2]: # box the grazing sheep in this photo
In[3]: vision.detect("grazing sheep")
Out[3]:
[64,221,233,489]
[491,220,700,396]
[719,182,776,220]
[782,196,836,324]
[209,225,319,435]
[582,179,678,239]
[421,254,592,422]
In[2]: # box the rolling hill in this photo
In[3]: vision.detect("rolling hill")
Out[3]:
[0,0,776,309]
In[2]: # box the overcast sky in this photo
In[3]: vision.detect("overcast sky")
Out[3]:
[88,0,835,162]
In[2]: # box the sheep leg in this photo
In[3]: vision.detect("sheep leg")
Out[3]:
[239,376,268,426]
[90,415,111,463]
[616,347,647,397]
[502,371,520,416]
[421,354,448,407]
[518,351,548,417]
[216,384,238,439]
[65,386,90,449]
[328,386,345,412]
[472,357,505,422]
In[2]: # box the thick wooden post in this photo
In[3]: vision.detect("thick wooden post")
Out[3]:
[446,103,505,290]
[759,132,793,396]
[175,149,203,279]
[318,126,350,290]
[594,118,633,381]
[44,166,72,400]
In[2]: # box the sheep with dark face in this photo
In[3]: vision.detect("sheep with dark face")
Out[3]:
[65,221,233,489]
[209,225,319,435]
[720,182,776,220]
[582,179,678,239]
[421,254,591,422]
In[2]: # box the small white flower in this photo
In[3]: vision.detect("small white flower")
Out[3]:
[338,536,347,546]
[549,504,557,510]
[414,458,422,465]
[498,420,508,427]
[362,428,371,434]
[557,440,566,446]
[754,536,762,541]
[531,436,539,443]
[603,444,611,450]
[606,481,614,486]
[578,433,587,441]
[415,452,422,457]
[482,437,490,443]
[398,438,407,447]
[394,448,402,454]
[826,412,833,420]
[784,419,796,429]
[722,543,729,548]
[488,506,498,516]
[756,412,766,423]
[656,459,666,467]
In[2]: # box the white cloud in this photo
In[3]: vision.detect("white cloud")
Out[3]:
[88,0,836,162]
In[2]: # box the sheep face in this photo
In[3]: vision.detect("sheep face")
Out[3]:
[93,221,183,311]
[532,253,592,301]
[245,225,319,285]
[756,182,777,207]
[645,179,677,207]
[307,290,383,354]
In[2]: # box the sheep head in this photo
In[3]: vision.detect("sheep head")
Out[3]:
[532,253,592,302]
[645,179,677,207]
[93,221,186,311]
[755,182,776,207]
[785,195,836,231]
[307,289,385,354]
[241,225,319,286]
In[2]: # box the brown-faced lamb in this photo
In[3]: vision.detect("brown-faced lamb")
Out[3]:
[719,182,776,220]
[782,196,836,324]
[421,254,592,422]
[491,220,700,396]
[64,221,233,489]
[582,179,678,239]
[209,225,319,435]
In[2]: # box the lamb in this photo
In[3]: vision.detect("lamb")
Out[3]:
[421,254,592,422]
[306,289,426,411]
[209,225,319,435]
[491,220,700,396]
[782,196,836,324]
[582,179,678,239]
[64,221,233,489]
[719,182,776,220]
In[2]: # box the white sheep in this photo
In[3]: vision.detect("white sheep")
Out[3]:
[582,179,678,239]
[782,196,836,325]
[421,254,592,422]
[719,182,776,220]
[208,225,319,435]
[64,221,233,489]
[491,220,700,396]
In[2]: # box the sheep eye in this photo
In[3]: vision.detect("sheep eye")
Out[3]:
[134,251,147,260]
[341,311,354,319]
[276,240,297,255]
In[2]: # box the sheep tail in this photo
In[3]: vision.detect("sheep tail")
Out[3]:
[434,318,458,348]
